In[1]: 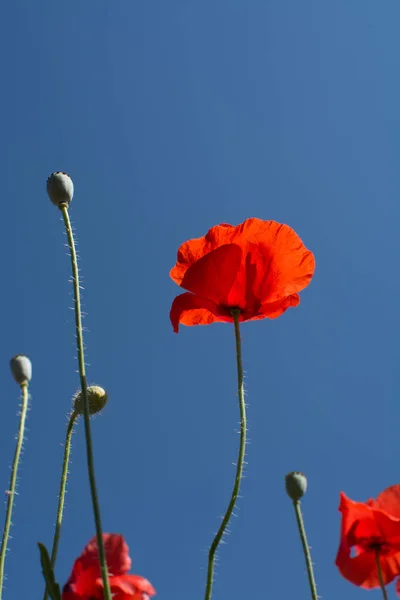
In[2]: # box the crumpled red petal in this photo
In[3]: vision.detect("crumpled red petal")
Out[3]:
[180,243,243,307]
[256,294,300,319]
[108,575,156,597]
[371,486,400,520]
[78,534,131,576]
[336,536,400,588]
[62,534,148,600]
[338,492,400,547]
[62,564,99,599]
[170,293,232,333]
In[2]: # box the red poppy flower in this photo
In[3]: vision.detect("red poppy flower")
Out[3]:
[62,534,156,600]
[336,486,400,588]
[169,218,315,332]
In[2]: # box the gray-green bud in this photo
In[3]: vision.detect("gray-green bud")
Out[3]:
[10,355,32,385]
[47,172,74,208]
[285,472,307,501]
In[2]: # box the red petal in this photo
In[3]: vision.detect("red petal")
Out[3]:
[62,564,99,599]
[170,222,236,284]
[62,534,132,598]
[79,534,131,576]
[254,294,300,320]
[109,575,156,597]
[336,536,400,588]
[170,293,232,333]
[339,492,400,546]
[339,493,379,540]
[180,244,243,306]
[372,486,400,519]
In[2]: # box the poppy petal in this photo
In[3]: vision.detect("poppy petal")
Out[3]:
[79,534,131,576]
[170,293,232,333]
[108,575,156,597]
[170,223,236,284]
[180,243,243,306]
[339,492,400,547]
[255,294,300,320]
[373,486,400,519]
[62,564,99,598]
[336,536,400,588]
[339,493,378,539]
[240,234,314,304]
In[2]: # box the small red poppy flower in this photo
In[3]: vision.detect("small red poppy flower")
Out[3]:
[169,218,315,332]
[62,534,156,600]
[336,486,400,588]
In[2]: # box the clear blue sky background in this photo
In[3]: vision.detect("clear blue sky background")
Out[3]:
[0,1,399,599]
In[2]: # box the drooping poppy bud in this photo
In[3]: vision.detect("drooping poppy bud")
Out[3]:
[73,385,108,416]
[285,472,307,501]
[47,172,74,208]
[10,355,32,385]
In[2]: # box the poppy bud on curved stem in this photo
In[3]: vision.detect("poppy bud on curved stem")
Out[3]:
[285,471,307,501]
[73,385,108,416]
[0,356,31,597]
[285,472,318,600]
[10,354,32,385]
[46,172,74,208]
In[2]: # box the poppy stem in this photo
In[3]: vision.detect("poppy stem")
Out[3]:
[292,500,318,600]
[43,410,78,600]
[60,205,112,600]
[0,381,29,600]
[375,548,389,600]
[204,309,247,600]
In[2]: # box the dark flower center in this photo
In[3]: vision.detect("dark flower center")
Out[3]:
[359,536,391,555]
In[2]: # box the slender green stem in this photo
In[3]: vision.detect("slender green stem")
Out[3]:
[293,500,318,600]
[375,548,389,600]
[204,309,247,600]
[0,382,29,600]
[43,410,78,600]
[60,204,111,600]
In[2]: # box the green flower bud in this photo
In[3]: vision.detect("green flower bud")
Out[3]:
[10,355,32,385]
[73,385,108,416]
[285,472,307,501]
[47,172,74,207]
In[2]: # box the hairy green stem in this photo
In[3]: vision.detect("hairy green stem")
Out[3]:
[375,548,388,600]
[204,309,247,600]
[0,382,29,599]
[61,204,111,600]
[293,500,318,600]
[43,410,78,600]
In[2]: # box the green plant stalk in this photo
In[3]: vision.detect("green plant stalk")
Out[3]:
[204,309,247,600]
[0,382,29,600]
[61,204,111,600]
[293,500,318,600]
[43,410,78,600]
[375,548,389,600]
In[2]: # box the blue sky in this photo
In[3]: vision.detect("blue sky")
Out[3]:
[1,1,400,599]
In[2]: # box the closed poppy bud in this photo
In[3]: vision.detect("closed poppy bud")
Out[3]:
[46,172,74,207]
[73,385,108,415]
[10,355,32,385]
[285,472,307,501]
